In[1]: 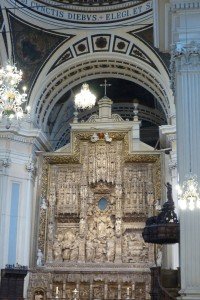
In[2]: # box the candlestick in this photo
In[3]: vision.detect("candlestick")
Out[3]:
[56,286,59,295]
[127,287,130,296]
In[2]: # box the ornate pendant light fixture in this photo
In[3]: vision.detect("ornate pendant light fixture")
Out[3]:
[177,175,200,210]
[0,63,27,120]
[74,83,96,109]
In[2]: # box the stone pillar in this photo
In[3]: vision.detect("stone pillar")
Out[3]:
[117,283,121,300]
[0,120,51,295]
[89,281,93,300]
[131,282,135,299]
[171,32,200,300]
[104,282,108,300]
[63,278,66,299]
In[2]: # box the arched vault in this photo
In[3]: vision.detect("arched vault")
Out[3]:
[29,31,174,134]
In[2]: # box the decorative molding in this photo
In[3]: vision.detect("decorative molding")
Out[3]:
[12,0,152,28]
[25,159,37,176]
[171,1,200,12]
[169,161,177,171]
[37,59,170,127]
[0,125,52,151]
[0,158,11,169]
[171,41,200,92]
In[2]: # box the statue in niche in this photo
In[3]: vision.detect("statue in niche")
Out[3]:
[115,218,122,238]
[36,249,43,266]
[62,230,76,261]
[34,291,44,300]
[95,239,107,262]
[53,234,63,261]
[48,222,54,241]
[86,209,116,262]
[70,237,79,261]
[123,233,148,262]
[107,235,115,262]
[97,217,108,239]
[96,215,114,239]
[156,249,162,267]
[87,221,96,241]
[86,238,95,262]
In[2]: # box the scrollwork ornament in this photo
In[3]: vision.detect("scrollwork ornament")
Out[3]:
[175,41,200,62]
[0,158,11,169]
[25,159,36,176]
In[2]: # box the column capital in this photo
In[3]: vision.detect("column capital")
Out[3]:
[171,42,200,91]
[173,41,200,63]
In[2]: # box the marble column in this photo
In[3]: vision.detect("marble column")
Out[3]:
[173,42,200,299]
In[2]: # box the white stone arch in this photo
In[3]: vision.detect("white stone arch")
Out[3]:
[30,56,173,128]
[27,31,174,131]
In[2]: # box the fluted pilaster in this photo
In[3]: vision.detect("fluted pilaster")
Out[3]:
[173,42,200,299]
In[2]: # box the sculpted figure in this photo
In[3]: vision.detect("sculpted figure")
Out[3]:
[70,236,79,261]
[88,222,96,241]
[36,249,43,266]
[62,230,75,261]
[115,218,121,237]
[95,240,106,262]
[91,133,99,143]
[166,182,173,203]
[53,234,63,261]
[86,238,95,262]
[98,220,107,239]
[156,249,162,266]
[104,132,112,142]
[48,222,54,241]
[34,292,43,300]
[107,238,115,262]
[79,218,85,237]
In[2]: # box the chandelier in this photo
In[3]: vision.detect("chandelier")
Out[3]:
[177,174,200,210]
[0,63,27,120]
[74,83,96,109]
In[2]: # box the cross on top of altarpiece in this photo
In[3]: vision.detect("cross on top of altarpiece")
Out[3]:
[100,79,111,96]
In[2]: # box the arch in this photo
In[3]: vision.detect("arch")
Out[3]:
[26,31,174,133]
[30,57,173,127]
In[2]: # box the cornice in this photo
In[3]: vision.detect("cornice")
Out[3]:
[0,124,52,151]
[171,0,200,11]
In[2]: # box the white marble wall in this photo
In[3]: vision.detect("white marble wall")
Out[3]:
[0,120,50,270]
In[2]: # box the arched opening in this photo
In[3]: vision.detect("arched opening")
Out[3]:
[46,78,167,150]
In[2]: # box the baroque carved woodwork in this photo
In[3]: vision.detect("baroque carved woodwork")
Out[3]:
[29,131,161,299]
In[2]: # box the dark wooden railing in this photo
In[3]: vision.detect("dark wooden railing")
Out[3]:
[157,277,176,300]
[150,267,179,300]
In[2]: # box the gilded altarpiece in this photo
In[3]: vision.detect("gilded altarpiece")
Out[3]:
[28,132,161,300]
